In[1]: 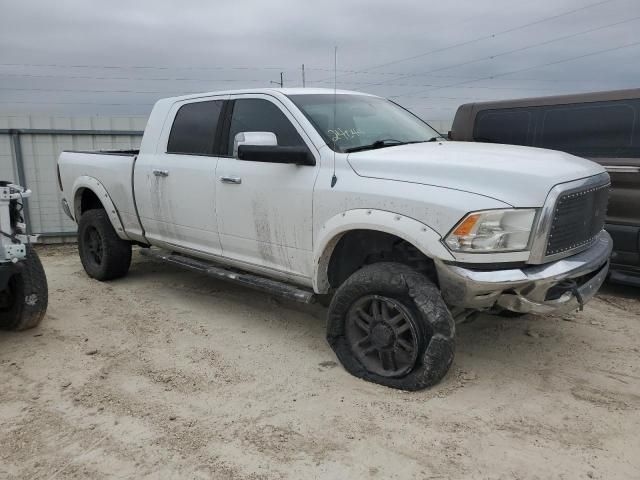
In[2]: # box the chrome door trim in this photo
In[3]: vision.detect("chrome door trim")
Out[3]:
[152,169,169,177]
[220,176,242,184]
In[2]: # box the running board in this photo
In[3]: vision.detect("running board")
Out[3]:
[139,248,315,304]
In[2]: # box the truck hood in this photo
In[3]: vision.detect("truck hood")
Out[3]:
[346,141,605,206]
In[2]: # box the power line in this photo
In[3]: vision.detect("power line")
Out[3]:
[308,80,569,91]
[0,69,617,89]
[0,73,604,93]
[0,87,492,101]
[313,0,617,83]
[391,40,640,99]
[0,84,563,95]
[4,60,593,81]
[0,62,290,72]
[0,87,188,94]
[359,15,640,88]
[0,72,273,83]
[0,101,154,106]
[0,61,435,77]
[0,62,459,77]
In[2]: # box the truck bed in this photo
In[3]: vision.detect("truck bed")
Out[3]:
[58,150,143,241]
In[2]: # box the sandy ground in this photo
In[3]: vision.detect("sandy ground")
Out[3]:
[1,245,639,480]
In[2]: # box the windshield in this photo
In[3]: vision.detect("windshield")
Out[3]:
[287,94,442,153]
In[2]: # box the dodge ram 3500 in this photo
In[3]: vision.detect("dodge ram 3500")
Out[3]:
[58,88,612,390]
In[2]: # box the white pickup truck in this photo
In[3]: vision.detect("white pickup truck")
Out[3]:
[58,88,612,390]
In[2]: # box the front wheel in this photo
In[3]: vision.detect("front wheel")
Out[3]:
[0,246,48,331]
[326,262,455,391]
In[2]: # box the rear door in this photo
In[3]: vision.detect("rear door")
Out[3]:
[134,97,226,256]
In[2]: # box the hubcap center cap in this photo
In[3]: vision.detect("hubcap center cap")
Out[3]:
[370,323,394,348]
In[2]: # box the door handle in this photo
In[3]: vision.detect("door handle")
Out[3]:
[152,169,169,177]
[220,176,242,184]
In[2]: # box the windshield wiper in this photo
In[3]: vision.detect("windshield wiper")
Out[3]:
[344,139,406,153]
[405,137,439,144]
[343,136,446,153]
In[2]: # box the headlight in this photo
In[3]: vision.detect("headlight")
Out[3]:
[445,209,537,252]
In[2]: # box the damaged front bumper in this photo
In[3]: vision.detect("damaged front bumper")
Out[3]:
[435,231,612,315]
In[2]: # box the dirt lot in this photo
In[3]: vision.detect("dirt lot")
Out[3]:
[1,245,639,479]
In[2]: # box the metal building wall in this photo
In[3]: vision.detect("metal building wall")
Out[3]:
[0,114,146,240]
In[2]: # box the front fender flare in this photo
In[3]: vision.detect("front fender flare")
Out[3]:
[312,209,454,293]
[72,176,130,241]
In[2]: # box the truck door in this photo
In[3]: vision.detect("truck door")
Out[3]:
[215,96,319,279]
[134,98,225,256]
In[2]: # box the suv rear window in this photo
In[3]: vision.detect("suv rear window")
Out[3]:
[167,100,223,155]
[473,109,531,145]
[540,102,636,156]
[472,98,640,158]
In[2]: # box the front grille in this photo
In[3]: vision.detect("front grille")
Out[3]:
[546,181,610,257]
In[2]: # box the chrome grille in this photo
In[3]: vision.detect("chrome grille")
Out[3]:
[546,181,610,256]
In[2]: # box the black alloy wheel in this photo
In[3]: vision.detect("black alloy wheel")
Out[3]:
[83,225,104,267]
[345,295,420,377]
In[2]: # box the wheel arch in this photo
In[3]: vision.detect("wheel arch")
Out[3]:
[71,176,129,240]
[312,209,454,293]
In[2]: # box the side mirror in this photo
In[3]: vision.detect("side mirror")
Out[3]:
[233,131,277,158]
[237,145,316,166]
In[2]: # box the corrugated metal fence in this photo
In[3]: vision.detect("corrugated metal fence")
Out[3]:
[0,115,146,241]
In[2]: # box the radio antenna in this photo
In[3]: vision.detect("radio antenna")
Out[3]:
[331,46,338,188]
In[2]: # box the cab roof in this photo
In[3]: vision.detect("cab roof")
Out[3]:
[161,87,378,104]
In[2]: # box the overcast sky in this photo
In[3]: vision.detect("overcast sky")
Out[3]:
[0,0,638,123]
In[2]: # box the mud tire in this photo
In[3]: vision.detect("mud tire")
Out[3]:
[0,246,48,331]
[78,209,131,281]
[327,262,455,391]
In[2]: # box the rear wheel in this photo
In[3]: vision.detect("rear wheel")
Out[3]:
[327,262,455,391]
[0,247,48,331]
[78,209,131,281]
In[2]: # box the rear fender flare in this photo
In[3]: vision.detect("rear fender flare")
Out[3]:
[72,176,129,241]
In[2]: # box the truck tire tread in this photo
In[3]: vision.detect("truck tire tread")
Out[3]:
[78,209,131,281]
[0,246,48,331]
[326,262,455,391]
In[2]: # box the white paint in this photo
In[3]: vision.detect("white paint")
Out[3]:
[347,141,604,207]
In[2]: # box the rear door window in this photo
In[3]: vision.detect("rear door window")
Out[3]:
[539,101,637,157]
[473,109,532,145]
[167,100,224,155]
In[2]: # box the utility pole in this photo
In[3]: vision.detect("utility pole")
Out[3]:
[302,64,306,87]
[270,72,284,88]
